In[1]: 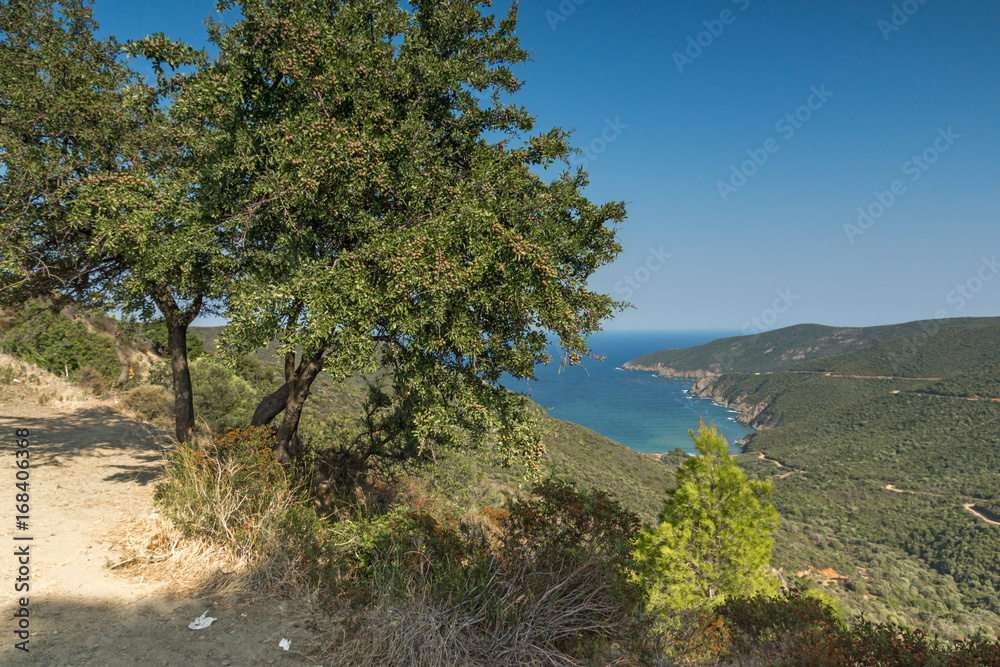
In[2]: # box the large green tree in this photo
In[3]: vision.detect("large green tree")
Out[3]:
[182,0,627,464]
[634,421,780,615]
[0,0,224,442]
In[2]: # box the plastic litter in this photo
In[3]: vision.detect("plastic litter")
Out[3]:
[188,611,217,630]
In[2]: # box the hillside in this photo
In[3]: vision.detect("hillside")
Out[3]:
[794,321,1000,378]
[623,317,1000,376]
[659,323,1000,638]
[692,372,929,429]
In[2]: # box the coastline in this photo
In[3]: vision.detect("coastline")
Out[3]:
[623,362,756,421]
[622,362,759,452]
[620,361,715,379]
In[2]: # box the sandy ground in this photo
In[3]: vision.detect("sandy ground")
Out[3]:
[0,378,326,666]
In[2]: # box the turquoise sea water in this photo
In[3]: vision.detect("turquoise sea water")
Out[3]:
[500,331,753,455]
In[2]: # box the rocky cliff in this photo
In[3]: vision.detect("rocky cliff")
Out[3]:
[688,376,771,429]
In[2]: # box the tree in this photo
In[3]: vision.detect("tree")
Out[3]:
[183,0,627,464]
[1,0,225,442]
[1,0,138,303]
[634,420,780,615]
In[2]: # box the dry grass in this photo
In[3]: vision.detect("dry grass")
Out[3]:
[324,587,593,667]
[323,551,647,667]
[0,352,85,403]
[108,438,318,601]
[107,510,313,600]
[107,503,247,597]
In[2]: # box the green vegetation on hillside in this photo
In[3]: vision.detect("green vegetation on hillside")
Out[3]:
[702,372,928,428]
[923,359,1000,399]
[794,322,1000,378]
[659,320,1000,638]
[0,301,119,388]
[625,317,1000,375]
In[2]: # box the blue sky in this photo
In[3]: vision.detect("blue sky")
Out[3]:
[91,0,1000,332]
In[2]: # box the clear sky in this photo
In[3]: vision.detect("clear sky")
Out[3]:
[90,0,1000,332]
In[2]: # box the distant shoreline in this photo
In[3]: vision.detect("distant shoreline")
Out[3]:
[618,363,757,454]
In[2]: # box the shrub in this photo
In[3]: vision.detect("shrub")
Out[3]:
[1,301,118,383]
[715,592,844,662]
[121,385,174,422]
[189,357,258,433]
[147,360,171,387]
[74,365,110,396]
[155,427,298,552]
[338,477,650,664]
[711,592,1000,666]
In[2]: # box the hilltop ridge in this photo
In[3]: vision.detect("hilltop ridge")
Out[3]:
[623,317,1000,376]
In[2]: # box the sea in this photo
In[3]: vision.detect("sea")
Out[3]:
[500,330,753,456]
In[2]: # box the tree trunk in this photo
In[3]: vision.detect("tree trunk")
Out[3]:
[167,321,196,443]
[273,349,325,464]
[251,383,290,427]
[154,293,202,444]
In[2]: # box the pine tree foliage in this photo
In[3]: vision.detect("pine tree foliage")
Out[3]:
[634,420,780,615]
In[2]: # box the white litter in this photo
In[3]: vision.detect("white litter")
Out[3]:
[188,611,217,630]
[279,638,291,651]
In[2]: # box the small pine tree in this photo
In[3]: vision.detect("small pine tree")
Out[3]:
[634,419,780,615]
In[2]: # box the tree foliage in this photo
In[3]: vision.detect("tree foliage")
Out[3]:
[1,0,228,441]
[634,421,779,615]
[174,0,626,464]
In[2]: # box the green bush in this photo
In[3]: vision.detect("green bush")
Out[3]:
[190,356,258,433]
[145,353,274,432]
[147,359,171,387]
[1,301,118,383]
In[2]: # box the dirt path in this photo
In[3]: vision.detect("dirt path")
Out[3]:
[754,452,803,479]
[963,504,1000,526]
[881,484,999,527]
[0,376,323,665]
[789,371,943,381]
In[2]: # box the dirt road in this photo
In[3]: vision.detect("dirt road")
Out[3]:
[0,374,322,666]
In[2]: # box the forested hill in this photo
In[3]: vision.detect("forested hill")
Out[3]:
[793,321,1000,378]
[674,318,1000,638]
[623,317,1000,376]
